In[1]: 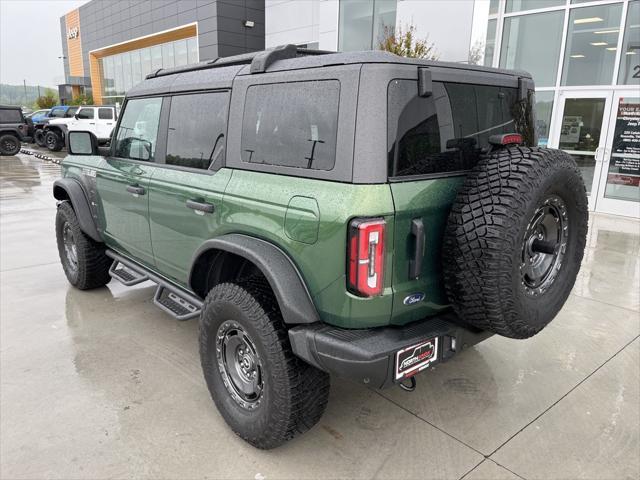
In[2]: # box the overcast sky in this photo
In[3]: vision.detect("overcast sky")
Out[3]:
[0,0,88,88]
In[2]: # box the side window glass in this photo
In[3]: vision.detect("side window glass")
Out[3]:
[166,92,229,170]
[114,97,162,162]
[50,109,64,118]
[98,108,113,120]
[65,107,78,117]
[241,80,340,171]
[77,108,95,119]
[388,80,527,177]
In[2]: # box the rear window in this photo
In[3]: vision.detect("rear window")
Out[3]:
[0,109,23,123]
[98,108,113,120]
[388,80,532,177]
[241,80,340,171]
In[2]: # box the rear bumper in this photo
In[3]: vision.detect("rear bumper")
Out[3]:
[289,312,492,389]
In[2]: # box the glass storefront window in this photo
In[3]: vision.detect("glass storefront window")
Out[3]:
[535,91,554,147]
[484,19,497,66]
[561,3,623,86]
[187,38,199,64]
[500,11,565,87]
[151,45,162,70]
[113,54,123,96]
[100,36,199,101]
[618,0,640,85]
[162,42,175,68]
[122,52,132,92]
[339,0,397,51]
[131,50,142,86]
[140,48,152,78]
[506,0,564,13]
[174,39,188,67]
[489,0,500,15]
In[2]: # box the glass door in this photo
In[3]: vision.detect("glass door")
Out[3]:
[594,93,640,217]
[549,91,614,211]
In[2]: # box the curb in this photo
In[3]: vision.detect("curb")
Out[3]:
[19,147,62,164]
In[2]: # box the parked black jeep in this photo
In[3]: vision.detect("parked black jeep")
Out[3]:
[0,105,31,155]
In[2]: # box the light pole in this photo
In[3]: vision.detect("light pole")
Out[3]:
[58,56,67,104]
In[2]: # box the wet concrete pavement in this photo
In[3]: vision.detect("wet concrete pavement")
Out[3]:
[1,149,639,479]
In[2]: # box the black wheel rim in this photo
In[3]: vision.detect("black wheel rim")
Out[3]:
[46,135,56,149]
[520,195,568,296]
[62,222,79,272]
[215,320,264,410]
[2,138,17,153]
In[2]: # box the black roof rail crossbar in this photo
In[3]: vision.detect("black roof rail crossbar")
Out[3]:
[146,45,334,79]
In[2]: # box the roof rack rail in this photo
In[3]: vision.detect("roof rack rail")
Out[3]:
[145,44,334,79]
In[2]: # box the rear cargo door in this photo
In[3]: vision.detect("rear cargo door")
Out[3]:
[387,78,528,324]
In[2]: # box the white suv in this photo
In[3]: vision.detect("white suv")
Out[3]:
[44,106,118,151]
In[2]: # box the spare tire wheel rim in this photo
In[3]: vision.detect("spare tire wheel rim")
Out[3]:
[216,320,264,410]
[520,195,568,296]
[62,222,79,272]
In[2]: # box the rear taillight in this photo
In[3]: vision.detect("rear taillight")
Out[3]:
[347,218,385,297]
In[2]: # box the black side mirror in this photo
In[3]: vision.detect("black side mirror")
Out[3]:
[74,113,79,120]
[68,131,99,155]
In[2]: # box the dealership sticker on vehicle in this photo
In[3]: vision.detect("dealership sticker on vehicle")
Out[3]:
[395,337,438,380]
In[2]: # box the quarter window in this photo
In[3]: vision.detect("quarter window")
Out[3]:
[98,108,113,120]
[76,108,94,119]
[241,80,340,171]
[388,80,531,177]
[166,92,229,170]
[114,97,162,162]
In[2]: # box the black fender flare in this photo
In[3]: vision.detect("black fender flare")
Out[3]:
[189,234,320,325]
[53,178,102,242]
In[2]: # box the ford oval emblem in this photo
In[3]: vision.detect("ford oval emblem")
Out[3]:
[403,292,425,306]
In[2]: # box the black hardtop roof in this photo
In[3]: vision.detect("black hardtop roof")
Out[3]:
[0,105,22,110]
[127,44,531,98]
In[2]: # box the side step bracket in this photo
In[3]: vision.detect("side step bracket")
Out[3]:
[106,251,203,321]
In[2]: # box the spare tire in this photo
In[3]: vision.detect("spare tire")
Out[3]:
[443,147,588,339]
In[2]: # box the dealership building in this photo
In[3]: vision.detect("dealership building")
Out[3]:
[59,0,638,217]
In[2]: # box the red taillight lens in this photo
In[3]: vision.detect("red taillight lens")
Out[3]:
[347,218,385,297]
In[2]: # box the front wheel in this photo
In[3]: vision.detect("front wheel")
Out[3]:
[55,202,111,290]
[199,282,330,449]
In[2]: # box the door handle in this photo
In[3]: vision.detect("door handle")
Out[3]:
[186,199,214,214]
[409,218,425,280]
[126,184,145,195]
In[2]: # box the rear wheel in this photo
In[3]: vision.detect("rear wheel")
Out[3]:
[0,134,20,156]
[55,202,111,290]
[45,130,63,151]
[34,129,46,147]
[199,281,330,449]
[443,147,588,339]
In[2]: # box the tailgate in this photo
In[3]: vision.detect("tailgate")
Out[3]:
[389,177,463,325]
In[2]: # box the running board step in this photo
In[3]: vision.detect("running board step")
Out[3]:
[109,260,149,286]
[153,285,201,321]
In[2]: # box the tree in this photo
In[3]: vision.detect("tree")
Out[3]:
[468,40,484,65]
[36,94,57,109]
[378,24,438,60]
[69,93,94,106]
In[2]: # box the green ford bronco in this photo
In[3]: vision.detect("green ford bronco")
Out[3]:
[54,45,588,449]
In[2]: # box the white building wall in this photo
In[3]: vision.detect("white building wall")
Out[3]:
[266,0,475,61]
[395,0,475,62]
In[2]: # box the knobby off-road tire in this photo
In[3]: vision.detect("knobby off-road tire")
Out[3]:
[0,134,20,156]
[443,147,588,339]
[55,202,111,290]
[34,129,47,147]
[199,282,330,449]
[45,131,63,151]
